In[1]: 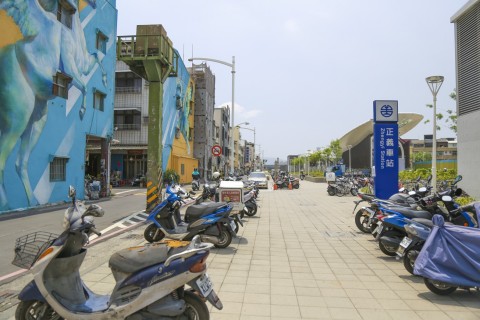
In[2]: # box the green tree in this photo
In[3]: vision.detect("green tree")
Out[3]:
[424,89,457,134]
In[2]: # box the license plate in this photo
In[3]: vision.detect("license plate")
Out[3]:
[196,274,213,297]
[396,237,412,256]
[229,220,236,231]
[374,223,383,235]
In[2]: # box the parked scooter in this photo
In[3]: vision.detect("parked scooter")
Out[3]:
[397,198,480,274]
[144,185,236,248]
[13,186,222,319]
[414,213,480,295]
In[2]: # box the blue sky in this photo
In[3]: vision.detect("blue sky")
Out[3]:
[117,0,466,162]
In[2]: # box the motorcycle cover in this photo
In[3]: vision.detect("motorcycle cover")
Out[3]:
[414,214,480,287]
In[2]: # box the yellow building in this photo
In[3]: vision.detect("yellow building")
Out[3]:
[166,78,199,183]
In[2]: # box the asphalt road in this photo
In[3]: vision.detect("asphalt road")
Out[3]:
[0,188,146,278]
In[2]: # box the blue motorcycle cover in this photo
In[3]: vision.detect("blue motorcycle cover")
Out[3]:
[414,214,480,287]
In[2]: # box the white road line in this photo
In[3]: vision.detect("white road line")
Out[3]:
[114,189,136,195]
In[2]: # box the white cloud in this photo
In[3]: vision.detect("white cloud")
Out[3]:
[218,102,262,121]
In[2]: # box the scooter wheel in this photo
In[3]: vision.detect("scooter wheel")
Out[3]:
[327,187,336,196]
[144,224,165,243]
[182,291,210,319]
[403,245,422,275]
[424,278,457,295]
[354,209,371,233]
[378,230,402,257]
[214,227,233,248]
[16,301,60,320]
[245,203,257,217]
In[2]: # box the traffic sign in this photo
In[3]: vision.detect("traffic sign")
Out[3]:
[212,145,222,157]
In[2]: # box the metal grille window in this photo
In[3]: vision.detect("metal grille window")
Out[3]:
[50,157,67,182]
[94,90,106,112]
[53,72,72,99]
[456,5,480,116]
[181,164,185,175]
[57,0,75,28]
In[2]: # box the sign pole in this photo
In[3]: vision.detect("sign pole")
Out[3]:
[373,100,399,199]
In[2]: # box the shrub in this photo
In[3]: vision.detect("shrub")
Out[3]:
[163,169,180,184]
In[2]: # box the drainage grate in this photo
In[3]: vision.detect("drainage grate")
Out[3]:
[0,290,19,312]
[121,234,144,240]
[322,231,359,238]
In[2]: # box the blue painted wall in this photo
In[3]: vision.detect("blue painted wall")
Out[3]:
[162,52,193,171]
[0,0,117,212]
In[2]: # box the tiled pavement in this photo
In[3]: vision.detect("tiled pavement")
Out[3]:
[3,181,480,319]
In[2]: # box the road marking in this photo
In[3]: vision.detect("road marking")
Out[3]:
[114,189,136,195]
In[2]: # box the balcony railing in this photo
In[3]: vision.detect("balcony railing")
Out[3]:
[115,86,142,93]
[115,123,141,131]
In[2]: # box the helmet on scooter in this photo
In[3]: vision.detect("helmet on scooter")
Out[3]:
[388,193,417,207]
[212,172,221,180]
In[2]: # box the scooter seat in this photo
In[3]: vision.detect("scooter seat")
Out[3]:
[412,218,453,227]
[185,202,228,221]
[109,243,174,274]
[392,207,432,219]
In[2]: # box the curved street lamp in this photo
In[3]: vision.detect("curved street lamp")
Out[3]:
[426,75,444,193]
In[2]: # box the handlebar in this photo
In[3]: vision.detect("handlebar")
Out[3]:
[90,227,102,237]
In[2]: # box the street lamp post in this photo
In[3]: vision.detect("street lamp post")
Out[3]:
[236,124,255,170]
[426,75,444,193]
[347,145,352,175]
[188,56,235,174]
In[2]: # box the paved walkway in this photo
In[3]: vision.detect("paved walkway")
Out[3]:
[2,181,479,319]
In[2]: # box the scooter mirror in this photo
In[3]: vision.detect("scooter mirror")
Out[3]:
[68,185,76,198]
[442,195,453,202]
[454,188,463,197]
[454,175,463,184]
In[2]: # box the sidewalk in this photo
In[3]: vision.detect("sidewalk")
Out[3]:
[2,181,479,319]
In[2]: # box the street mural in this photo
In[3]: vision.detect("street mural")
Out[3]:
[162,53,193,170]
[0,0,116,212]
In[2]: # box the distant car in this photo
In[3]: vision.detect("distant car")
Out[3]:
[248,171,268,189]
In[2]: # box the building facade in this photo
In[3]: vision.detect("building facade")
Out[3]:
[452,1,480,198]
[189,63,216,179]
[0,0,117,212]
[112,52,197,185]
[214,106,231,175]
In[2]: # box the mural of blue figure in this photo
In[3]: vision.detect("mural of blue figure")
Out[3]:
[0,0,107,210]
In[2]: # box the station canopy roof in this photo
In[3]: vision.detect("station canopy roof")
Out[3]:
[338,113,424,152]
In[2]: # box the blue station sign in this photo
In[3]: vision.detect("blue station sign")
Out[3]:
[373,100,399,199]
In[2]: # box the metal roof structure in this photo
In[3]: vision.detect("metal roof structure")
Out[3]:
[338,113,424,152]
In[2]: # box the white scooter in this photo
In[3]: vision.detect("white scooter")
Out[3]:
[13,186,222,319]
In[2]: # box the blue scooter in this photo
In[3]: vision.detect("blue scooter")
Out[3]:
[144,185,236,248]
[13,186,222,319]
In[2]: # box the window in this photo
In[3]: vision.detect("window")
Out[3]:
[50,157,67,181]
[189,127,193,140]
[94,90,106,111]
[57,0,75,28]
[114,110,141,130]
[175,127,180,139]
[181,164,185,175]
[115,72,142,93]
[53,72,72,99]
[96,30,108,54]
